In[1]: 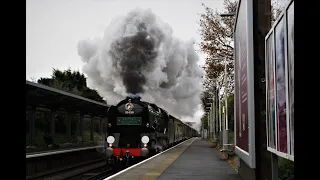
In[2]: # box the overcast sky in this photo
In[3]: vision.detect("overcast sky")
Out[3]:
[26,0,227,127]
[26,0,225,80]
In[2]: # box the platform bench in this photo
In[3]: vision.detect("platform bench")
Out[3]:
[220,144,235,158]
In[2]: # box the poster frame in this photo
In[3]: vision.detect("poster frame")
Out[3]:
[286,0,294,161]
[264,0,294,161]
[233,0,256,168]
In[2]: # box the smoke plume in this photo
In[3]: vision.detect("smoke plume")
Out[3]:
[77,8,204,118]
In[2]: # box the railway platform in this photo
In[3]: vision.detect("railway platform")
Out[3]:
[106,137,241,180]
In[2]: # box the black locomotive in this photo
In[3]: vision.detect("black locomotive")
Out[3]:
[105,95,197,169]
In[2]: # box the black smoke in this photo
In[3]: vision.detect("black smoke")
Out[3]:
[77,8,204,119]
[109,30,158,94]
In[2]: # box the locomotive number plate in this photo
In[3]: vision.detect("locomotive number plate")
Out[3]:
[117,117,142,125]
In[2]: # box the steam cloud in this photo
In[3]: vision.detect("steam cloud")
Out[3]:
[77,8,204,119]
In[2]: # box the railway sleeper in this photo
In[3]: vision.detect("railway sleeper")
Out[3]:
[26,158,106,180]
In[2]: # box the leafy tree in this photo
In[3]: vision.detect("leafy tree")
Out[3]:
[198,0,237,97]
[37,68,106,103]
[199,0,283,112]
[271,0,289,25]
[198,0,237,113]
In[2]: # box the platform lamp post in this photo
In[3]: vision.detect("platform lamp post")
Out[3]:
[206,103,211,139]
[201,115,204,139]
[208,80,218,140]
[206,102,214,139]
[208,80,220,141]
[201,111,205,139]
[206,106,211,133]
[210,102,214,139]
[212,11,235,148]
[212,57,229,145]
[206,108,210,139]
[202,104,210,139]
[218,95,223,146]
[207,96,216,140]
[209,84,221,144]
[205,106,211,139]
[212,81,219,140]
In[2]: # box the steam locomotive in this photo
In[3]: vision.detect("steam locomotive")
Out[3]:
[105,95,197,169]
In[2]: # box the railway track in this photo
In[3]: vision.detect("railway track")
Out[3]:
[26,156,146,180]
[66,166,113,180]
[26,141,188,180]
[26,158,109,180]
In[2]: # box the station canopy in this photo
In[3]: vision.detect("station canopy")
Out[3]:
[26,80,109,117]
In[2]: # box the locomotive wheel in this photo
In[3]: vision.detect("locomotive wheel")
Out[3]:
[111,157,121,173]
[149,140,157,155]
[162,139,169,149]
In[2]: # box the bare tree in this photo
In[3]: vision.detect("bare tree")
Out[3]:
[198,0,237,110]
[198,0,284,111]
[271,0,287,25]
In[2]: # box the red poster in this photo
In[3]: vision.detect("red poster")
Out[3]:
[287,1,294,156]
[235,0,249,152]
[275,17,287,153]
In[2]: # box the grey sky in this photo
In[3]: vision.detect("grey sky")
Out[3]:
[26,0,225,80]
[26,0,226,127]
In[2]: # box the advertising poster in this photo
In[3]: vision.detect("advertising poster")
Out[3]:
[235,39,240,146]
[265,0,294,161]
[235,0,249,153]
[234,0,255,168]
[275,17,288,153]
[266,33,276,149]
[287,1,294,156]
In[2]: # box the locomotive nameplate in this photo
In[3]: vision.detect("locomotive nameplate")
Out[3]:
[117,117,142,125]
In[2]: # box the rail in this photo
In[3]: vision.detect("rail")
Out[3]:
[65,166,113,180]
[26,145,104,158]
[26,158,107,180]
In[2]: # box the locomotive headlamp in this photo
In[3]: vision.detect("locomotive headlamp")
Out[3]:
[107,136,115,144]
[141,136,149,144]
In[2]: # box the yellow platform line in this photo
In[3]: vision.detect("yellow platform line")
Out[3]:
[139,138,196,180]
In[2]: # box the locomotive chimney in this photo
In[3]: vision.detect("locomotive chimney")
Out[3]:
[127,93,141,101]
